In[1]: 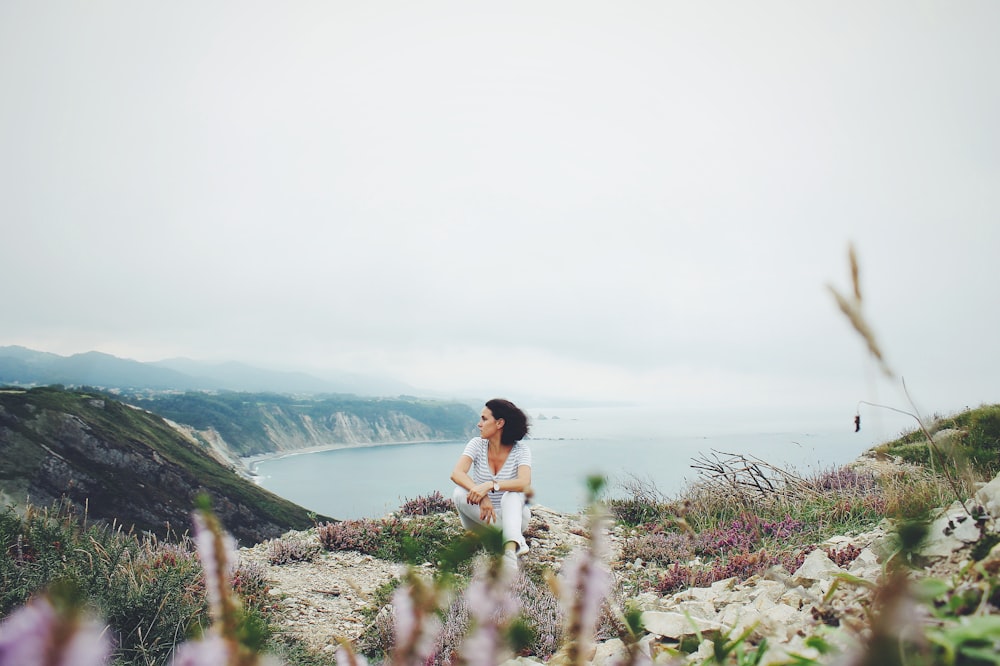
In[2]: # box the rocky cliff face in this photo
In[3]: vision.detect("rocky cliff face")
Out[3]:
[0,387,318,543]
[258,409,443,451]
[137,392,476,457]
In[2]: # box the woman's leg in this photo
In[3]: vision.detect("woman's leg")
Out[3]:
[452,486,486,530]
[499,492,530,555]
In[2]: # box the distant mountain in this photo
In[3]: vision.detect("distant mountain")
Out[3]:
[0,346,416,396]
[150,358,344,393]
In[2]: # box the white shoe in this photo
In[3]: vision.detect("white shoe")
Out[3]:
[502,550,519,572]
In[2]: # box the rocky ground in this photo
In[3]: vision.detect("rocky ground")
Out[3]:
[239,468,1000,665]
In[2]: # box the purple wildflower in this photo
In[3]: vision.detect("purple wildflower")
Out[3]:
[555,512,613,666]
[0,595,111,666]
[456,563,521,666]
[170,634,231,666]
[390,580,442,666]
[191,511,238,625]
[334,643,369,666]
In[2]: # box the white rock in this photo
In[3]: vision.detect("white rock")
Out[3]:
[756,603,804,643]
[749,580,787,604]
[717,604,761,634]
[591,638,627,665]
[976,473,1000,517]
[792,549,845,584]
[674,600,717,620]
[752,594,777,612]
[641,611,724,639]
[675,586,714,603]
[779,585,813,608]
[923,504,981,558]
[710,576,738,592]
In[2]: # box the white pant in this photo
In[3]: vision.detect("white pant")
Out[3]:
[452,486,531,555]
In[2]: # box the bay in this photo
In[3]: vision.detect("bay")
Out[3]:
[251,405,912,520]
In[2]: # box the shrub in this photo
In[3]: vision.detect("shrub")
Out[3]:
[267,536,320,565]
[398,491,455,516]
[317,514,461,564]
[621,530,695,566]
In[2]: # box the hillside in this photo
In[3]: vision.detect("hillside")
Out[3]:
[136,391,476,457]
[0,386,321,543]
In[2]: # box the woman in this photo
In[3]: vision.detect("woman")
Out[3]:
[450,398,532,571]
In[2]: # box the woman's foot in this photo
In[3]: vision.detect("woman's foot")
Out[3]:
[502,550,519,572]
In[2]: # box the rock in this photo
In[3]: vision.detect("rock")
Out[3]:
[755,603,806,643]
[591,638,627,664]
[641,611,724,640]
[792,549,845,585]
[673,600,717,620]
[975,471,1000,518]
[717,604,761,635]
[923,503,982,558]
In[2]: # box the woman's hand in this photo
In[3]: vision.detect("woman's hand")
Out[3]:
[466,482,491,506]
[478,498,497,524]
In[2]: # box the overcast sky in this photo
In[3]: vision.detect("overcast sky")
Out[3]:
[2,2,998,428]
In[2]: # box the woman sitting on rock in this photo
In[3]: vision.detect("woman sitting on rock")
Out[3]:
[450,398,532,571]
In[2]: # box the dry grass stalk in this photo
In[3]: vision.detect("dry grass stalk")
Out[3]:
[827,243,894,379]
[690,450,819,503]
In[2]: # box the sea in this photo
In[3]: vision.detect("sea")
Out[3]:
[250,405,915,520]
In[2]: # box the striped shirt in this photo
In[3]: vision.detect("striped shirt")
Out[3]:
[461,437,532,508]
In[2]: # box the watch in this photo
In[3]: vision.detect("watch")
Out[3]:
[492,480,500,492]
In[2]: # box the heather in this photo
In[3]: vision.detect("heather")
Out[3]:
[316,512,462,565]
[613,451,954,596]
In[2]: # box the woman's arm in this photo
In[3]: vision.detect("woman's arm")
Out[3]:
[451,455,492,505]
[493,465,531,493]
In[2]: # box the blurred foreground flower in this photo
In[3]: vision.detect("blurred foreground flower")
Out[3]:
[550,481,614,666]
[172,498,278,666]
[0,584,111,666]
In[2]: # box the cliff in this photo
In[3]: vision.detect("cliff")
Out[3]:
[0,386,320,544]
[133,391,476,458]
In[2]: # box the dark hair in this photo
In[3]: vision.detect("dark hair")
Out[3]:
[485,398,529,445]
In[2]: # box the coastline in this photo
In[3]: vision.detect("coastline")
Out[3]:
[240,438,461,481]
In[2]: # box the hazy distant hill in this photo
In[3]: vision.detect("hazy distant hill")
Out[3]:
[0,386,321,543]
[0,346,415,396]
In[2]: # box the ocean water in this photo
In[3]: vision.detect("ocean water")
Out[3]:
[251,405,913,520]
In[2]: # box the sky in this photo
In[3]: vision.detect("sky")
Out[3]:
[2,2,998,431]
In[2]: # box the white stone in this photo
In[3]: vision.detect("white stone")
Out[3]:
[718,604,761,634]
[710,576,738,592]
[792,549,845,584]
[591,638,626,665]
[641,611,724,639]
[677,586,715,603]
[923,504,981,558]
[693,639,716,662]
[752,594,777,612]
[976,472,1000,518]
[779,585,813,608]
[750,580,787,604]
[674,600,717,620]
[755,603,803,642]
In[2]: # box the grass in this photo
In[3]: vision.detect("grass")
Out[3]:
[609,428,972,598]
[0,499,330,666]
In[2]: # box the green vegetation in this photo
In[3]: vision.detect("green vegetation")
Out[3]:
[876,404,1000,479]
[607,410,993,597]
[0,386,319,542]
[0,500,207,665]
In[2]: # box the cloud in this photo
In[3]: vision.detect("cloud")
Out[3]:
[1,2,999,418]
